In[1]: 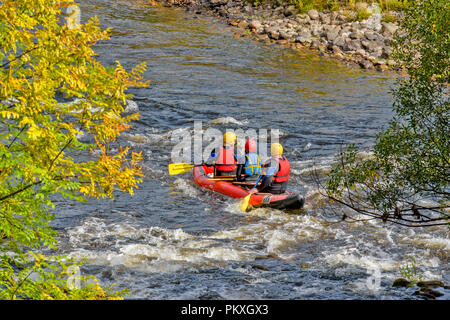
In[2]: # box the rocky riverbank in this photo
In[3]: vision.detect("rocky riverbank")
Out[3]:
[157,0,402,72]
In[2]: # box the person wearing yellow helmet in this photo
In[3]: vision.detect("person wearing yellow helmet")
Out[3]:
[249,142,291,194]
[206,131,241,177]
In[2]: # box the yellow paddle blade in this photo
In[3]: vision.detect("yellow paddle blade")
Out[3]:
[240,194,251,212]
[168,163,194,175]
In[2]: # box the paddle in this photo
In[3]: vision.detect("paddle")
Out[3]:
[169,163,244,179]
[168,163,204,175]
[240,174,263,212]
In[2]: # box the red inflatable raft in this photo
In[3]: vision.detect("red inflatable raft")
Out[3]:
[193,165,305,210]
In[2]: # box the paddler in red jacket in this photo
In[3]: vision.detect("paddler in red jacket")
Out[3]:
[249,142,290,194]
[206,132,240,177]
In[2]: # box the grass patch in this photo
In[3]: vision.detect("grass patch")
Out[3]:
[250,0,411,13]
[377,0,410,12]
[356,7,372,20]
[382,11,397,22]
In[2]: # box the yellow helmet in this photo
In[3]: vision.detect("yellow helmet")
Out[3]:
[223,131,237,144]
[270,143,283,156]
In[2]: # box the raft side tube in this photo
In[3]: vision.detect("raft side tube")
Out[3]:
[193,165,305,210]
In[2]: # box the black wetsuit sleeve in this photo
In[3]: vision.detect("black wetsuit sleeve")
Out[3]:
[256,175,273,192]
[236,164,244,181]
[256,162,279,192]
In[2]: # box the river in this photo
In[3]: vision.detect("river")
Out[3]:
[52,0,449,299]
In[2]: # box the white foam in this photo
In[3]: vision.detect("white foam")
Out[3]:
[121,132,150,144]
[209,117,249,126]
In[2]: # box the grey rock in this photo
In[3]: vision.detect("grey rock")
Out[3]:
[361,40,370,50]
[331,11,340,21]
[266,27,280,40]
[278,30,290,40]
[243,5,252,14]
[359,59,373,69]
[320,38,329,46]
[362,40,383,52]
[339,26,352,37]
[381,22,398,35]
[296,13,310,24]
[377,63,389,71]
[329,44,342,55]
[381,46,392,58]
[371,48,383,58]
[333,36,345,48]
[284,6,297,17]
[208,0,228,7]
[255,33,269,41]
[296,18,309,25]
[320,12,331,24]
[387,59,396,67]
[297,13,309,20]
[355,48,367,56]
[311,26,323,37]
[307,9,319,20]
[249,20,262,30]
[237,20,249,29]
[344,39,362,52]
[364,31,378,41]
[322,24,335,33]
[326,30,340,42]
[350,30,364,39]
[365,13,382,31]
[310,39,320,49]
[295,30,312,44]
[336,14,347,22]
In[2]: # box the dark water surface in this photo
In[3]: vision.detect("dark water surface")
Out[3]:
[53,0,449,299]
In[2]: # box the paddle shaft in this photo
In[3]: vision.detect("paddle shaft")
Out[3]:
[252,175,263,190]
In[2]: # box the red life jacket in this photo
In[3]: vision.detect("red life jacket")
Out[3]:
[273,156,290,183]
[216,146,236,172]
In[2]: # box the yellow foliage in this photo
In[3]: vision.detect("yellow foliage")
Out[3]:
[0,0,148,300]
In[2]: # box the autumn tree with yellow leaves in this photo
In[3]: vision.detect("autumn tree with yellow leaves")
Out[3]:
[0,0,148,299]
